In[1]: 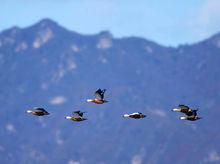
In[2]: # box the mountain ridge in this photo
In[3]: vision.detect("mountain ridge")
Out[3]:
[2,18,220,49]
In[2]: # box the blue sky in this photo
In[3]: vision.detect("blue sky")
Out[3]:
[1,0,220,46]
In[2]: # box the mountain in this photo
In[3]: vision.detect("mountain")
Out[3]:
[0,19,220,164]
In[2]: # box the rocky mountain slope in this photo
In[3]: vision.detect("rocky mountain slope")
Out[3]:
[0,19,220,164]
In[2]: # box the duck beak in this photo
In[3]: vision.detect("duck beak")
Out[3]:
[86,99,93,102]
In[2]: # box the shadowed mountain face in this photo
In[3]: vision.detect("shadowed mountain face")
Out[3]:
[0,19,220,164]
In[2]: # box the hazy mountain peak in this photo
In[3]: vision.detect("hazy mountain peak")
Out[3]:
[96,31,113,49]
[211,32,220,39]
[28,19,64,49]
[35,18,59,28]
[98,31,113,38]
[0,26,21,37]
[27,18,68,37]
[209,32,220,48]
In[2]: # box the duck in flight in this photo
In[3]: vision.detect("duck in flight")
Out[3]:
[172,104,201,121]
[172,104,193,114]
[87,89,108,104]
[123,112,146,119]
[65,110,87,122]
[26,107,49,116]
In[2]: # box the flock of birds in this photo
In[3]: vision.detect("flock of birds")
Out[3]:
[26,88,201,122]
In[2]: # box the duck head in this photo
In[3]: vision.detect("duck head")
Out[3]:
[26,110,33,114]
[123,114,130,118]
[172,108,181,112]
[65,116,72,120]
[86,99,94,102]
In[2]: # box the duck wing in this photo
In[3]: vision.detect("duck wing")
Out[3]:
[178,105,194,116]
[184,111,194,116]
[72,113,81,118]
[95,89,105,100]
[73,111,84,117]
[35,108,47,112]
[178,105,190,110]
[192,110,198,116]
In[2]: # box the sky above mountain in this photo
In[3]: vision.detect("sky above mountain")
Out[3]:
[1,0,220,46]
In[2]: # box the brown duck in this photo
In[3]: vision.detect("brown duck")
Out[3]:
[26,107,49,116]
[65,110,87,122]
[87,89,108,104]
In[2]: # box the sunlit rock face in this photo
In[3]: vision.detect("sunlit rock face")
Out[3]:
[32,28,53,49]
[214,39,220,48]
[15,42,28,52]
[97,37,112,49]
[96,31,113,49]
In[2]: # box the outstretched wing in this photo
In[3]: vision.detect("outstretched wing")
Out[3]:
[192,110,198,116]
[183,109,199,116]
[184,111,193,116]
[72,113,81,118]
[95,89,102,99]
[95,89,106,100]
[178,104,190,110]
[72,111,82,117]
[72,110,86,117]
[35,108,47,112]
[101,89,106,99]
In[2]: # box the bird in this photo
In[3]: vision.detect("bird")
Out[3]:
[172,104,193,115]
[65,110,87,122]
[26,107,49,116]
[87,88,108,104]
[123,112,146,119]
[172,104,201,121]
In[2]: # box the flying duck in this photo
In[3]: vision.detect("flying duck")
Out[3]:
[65,110,87,122]
[26,107,49,116]
[172,104,194,115]
[87,89,108,104]
[123,112,146,119]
